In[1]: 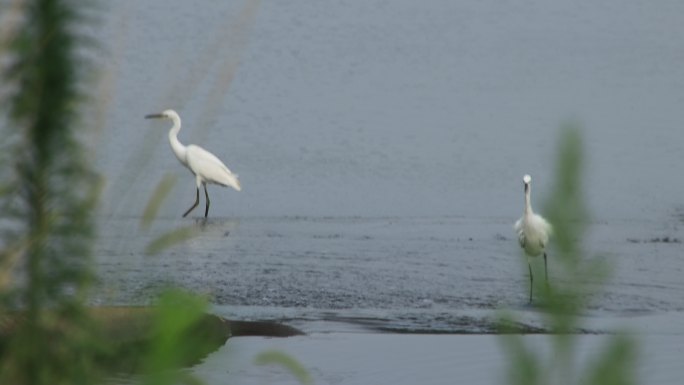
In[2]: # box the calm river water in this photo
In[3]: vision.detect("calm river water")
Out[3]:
[94,0,683,339]
[93,1,684,383]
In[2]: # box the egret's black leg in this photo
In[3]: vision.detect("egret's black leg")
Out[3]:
[183,188,200,217]
[528,261,534,303]
[203,184,210,218]
[544,252,549,288]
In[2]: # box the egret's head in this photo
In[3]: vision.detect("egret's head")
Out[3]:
[523,174,532,184]
[145,109,179,121]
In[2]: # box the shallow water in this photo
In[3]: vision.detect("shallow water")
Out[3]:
[93,1,684,382]
[94,214,684,334]
[94,0,684,330]
[194,330,684,385]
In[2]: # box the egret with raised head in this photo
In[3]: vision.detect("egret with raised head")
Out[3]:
[145,109,241,218]
[514,174,552,303]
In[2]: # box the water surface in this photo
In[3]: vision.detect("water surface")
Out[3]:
[94,0,684,333]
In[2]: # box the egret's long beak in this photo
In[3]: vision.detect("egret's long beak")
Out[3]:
[145,113,164,119]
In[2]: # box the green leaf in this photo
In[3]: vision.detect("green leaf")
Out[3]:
[141,173,178,230]
[143,290,209,385]
[254,350,312,385]
[145,227,198,255]
[583,334,637,385]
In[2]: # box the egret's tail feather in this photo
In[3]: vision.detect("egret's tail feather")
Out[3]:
[214,171,241,191]
[226,174,241,191]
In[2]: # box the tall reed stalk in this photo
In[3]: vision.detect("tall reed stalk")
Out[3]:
[0,1,101,383]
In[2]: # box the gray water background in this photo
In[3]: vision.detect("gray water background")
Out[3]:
[93,0,684,331]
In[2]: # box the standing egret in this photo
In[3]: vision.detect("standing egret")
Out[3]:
[514,174,552,303]
[145,109,241,218]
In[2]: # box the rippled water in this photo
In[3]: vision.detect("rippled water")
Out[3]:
[94,214,684,334]
[94,0,684,334]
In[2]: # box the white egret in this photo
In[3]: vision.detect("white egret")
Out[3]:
[145,109,241,218]
[514,174,552,302]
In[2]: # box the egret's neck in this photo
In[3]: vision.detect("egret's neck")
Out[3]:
[524,185,533,215]
[168,116,187,163]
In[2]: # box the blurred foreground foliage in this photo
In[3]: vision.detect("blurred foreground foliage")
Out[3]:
[0,1,221,383]
[255,350,313,385]
[0,1,308,384]
[0,0,102,383]
[499,125,637,385]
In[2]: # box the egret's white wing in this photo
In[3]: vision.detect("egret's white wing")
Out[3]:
[186,144,241,191]
[514,218,525,247]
